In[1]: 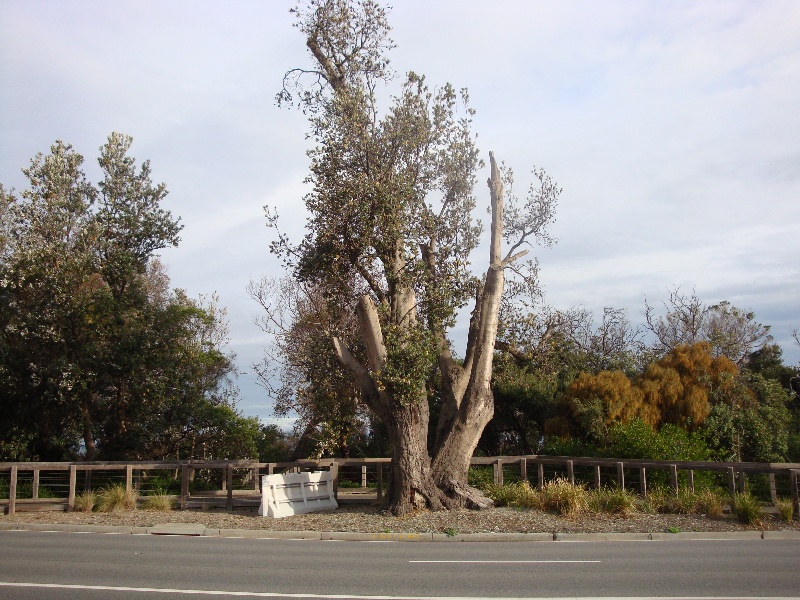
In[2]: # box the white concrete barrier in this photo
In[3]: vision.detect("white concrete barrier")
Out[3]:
[259,471,338,518]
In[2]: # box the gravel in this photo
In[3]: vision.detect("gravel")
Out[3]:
[3,503,798,535]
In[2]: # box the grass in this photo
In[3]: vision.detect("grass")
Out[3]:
[141,491,175,511]
[773,498,795,522]
[539,478,588,516]
[96,484,137,512]
[730,492,764,525]
[587,486,637,515]
[73,490,97,512]
[482,478,736,520]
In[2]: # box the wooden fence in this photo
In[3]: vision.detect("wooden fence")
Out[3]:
[2,456,799,517]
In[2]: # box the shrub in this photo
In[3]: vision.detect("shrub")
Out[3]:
[539,478,587,516]
[588,487,637,515]
[337,479,362,488]
[484,481,539,508]
[96,484,136,512]
[694,489,724,517]
[774,498,795,522]
[73,490,96,512]
[468,467,494,490]
[142,491,175,511]
[731,492,764,525]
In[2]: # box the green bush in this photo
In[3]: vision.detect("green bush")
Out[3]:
[468,467,494,490]
[731,492,764,525]
[588,487,637,515]
[0,479,58,499]
[337,479,362,488]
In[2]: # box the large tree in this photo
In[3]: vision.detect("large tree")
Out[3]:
[269,0,559,514]
[0,135,247,461]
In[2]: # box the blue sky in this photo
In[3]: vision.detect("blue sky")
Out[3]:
[2,1,799,424]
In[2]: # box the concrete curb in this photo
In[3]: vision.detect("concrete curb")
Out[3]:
[555,532,652,542]
[2,522,799,541]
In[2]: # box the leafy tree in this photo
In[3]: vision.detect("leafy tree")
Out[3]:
[703,373,791,463]
[269,0,560,514]
[0,136,246,461]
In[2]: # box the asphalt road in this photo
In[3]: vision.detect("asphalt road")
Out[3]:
[0,530,797,599]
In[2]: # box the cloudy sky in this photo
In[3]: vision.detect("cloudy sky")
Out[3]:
[2,0,799,423]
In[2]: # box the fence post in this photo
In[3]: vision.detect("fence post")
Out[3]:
[537,463,544,490]
[361,465,368,488]
[688,470,695,493]
[376,465,383,501]
[268,463,275,475]
[493,459,503,486]
[738,471,747,494]
[330,461,339,498]
[68,465,77,512]
[769,473,777,503]
[519,458,527,484]
[594,465,601,490]
[32,469,40,500]
[639,467,647,497]
[727,467,736,495]
[8,466,17,516]
[616,462,625,489]
[180,464,189,510]
[125,465,133,496]
[670,465,679,493]
[566,460,575,485]
[226,466,233,511]
[253,467,260,492]
[791,470,799,520]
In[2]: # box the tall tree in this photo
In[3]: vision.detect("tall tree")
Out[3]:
[269,0,559,513]
[0,135,246,461]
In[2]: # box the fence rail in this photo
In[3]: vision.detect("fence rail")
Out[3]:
[2,456,799,517]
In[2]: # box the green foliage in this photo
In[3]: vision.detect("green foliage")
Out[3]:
[587,487,637,515]
[730,492,764,525]
[703,373,791,462]
[373,320,438,406]
[337,479,362,488]
[255,424,294,463]
[538,478,588,516]
[0,135,246,461]
[141,491,175,511]
[483,481,539,509]
[467,466,495,489]
[145,473,180,495]
[606,420,711,462]
[648,487,725,516]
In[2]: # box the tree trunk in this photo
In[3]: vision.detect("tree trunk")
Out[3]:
[81,393,97,461]
[333,152,513,515]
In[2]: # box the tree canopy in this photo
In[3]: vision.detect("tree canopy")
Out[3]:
[0,134,254,461]
[266,0,560,514]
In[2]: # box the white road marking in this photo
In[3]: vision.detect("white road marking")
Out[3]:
[409,560,601,564]
[0,583,794,600]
